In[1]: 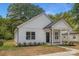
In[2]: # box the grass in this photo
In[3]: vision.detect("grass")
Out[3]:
[0,40,67,56]
[0,40,17,50]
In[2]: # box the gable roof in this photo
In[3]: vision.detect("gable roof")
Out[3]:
[44,19,73,30]
[17,13,53,28]
[16,13,73,30]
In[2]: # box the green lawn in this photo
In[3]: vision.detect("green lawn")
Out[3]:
[0,40,17,50]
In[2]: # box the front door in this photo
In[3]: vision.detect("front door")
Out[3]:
[46,32,50,43]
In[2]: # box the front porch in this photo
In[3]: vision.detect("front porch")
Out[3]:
[44,29,71,45]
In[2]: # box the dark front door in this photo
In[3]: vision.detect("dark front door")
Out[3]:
[46,32,50,43]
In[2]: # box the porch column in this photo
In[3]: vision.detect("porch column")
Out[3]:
[67,30,70,42]
[51,29,54,45]
[50,29,52,45]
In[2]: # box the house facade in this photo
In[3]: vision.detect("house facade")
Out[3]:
[14,13,79,45]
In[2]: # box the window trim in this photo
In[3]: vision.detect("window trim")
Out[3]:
[26,32,35,40]
[31,32,35,39]
[26,32,30,40]
[54,31,60,40]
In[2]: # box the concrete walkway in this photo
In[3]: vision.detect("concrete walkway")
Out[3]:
[40,46,79,56]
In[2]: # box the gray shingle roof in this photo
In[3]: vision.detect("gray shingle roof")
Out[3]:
[43,22,55,29]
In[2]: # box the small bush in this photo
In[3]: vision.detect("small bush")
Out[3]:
[29,42,32,46]
[0,40,3,46]
[38,42,41,45]
[23,42,27,46]
[68,41,74,46]
[42,42,46,45]
[62,41,68,45]
[62,41,75,46]
[18,42,46,46]
[34,42,37,46]
[18,43,22,47]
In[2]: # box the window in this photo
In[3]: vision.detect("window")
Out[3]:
[26,32,30,40]
[55,32,59,39]
[26,32,35,40]
[31,32,35,39]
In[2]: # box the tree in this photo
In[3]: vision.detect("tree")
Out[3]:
[7,3,44,21]
[0,18,14,40]
[48,12,77,30]
[0,15,3,20]
[48,13,63,22]
[1,3,43,40]
[71,4,79,31]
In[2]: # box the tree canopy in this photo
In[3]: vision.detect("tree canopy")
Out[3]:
[0,3,44,40]
[7,3,44,21]
[71,3,79,30]
[48,12,78,31]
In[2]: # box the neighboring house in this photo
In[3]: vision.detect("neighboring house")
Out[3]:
[70,32,79,42]
[14,13,79,45]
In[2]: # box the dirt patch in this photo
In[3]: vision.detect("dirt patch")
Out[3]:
[0,40,67,56]
[0,46,67,56]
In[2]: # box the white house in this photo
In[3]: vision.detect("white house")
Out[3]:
[14,13,79,45]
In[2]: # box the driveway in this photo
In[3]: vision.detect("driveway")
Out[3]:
[40,46,79,56]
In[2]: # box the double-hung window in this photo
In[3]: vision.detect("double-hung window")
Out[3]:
[55,32,59,40]
[26,32,35,40]
[31,32,35,39]
[26,32,30,40]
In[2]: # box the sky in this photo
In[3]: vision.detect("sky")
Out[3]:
[0,3,73,17]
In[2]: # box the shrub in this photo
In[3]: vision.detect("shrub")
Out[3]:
[68,41,74,46]
[23,42,27,46]
[42,42,46,45]
[62,41,75,46]
[34,42,37,46]
[37,42,41,45]
[0,40,3,46]
[29,42,32,46]
[62,41,68,45]
[18,43,22,47]
[4,32,13,40]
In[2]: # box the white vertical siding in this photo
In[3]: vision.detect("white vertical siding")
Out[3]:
[15,14,51,44]
[18,28,46,44]
[51,20,73,44]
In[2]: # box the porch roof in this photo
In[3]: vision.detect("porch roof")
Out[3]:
[43,22,55,29]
